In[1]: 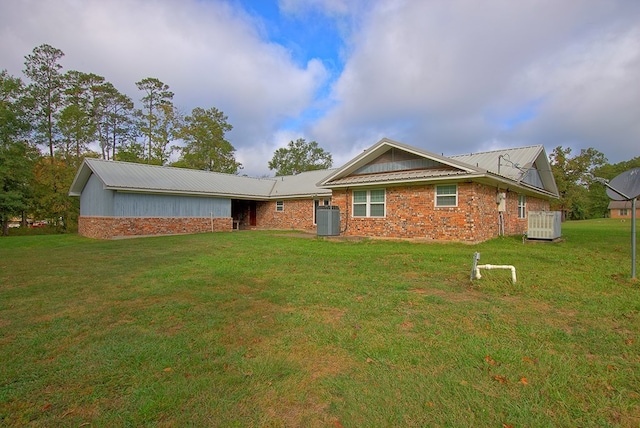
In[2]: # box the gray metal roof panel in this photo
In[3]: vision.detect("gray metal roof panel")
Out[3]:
[450,145,543,181]
[77,159,277,198]
[70,158,330,199]
[270,169,334,197]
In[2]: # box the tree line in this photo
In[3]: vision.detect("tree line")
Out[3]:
[1,44,333,235]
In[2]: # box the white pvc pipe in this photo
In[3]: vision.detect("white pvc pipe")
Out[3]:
[475,264,517,284]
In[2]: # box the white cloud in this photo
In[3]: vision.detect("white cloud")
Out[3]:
[312,0,640,162]
[0,0,327,175]
[2,0,639,177]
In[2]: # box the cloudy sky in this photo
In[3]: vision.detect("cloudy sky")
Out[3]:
[1,0,639,176]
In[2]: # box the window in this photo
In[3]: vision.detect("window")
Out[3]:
[518,195,526,219]
[620,209,628,216]
[435,184,457,207]
[276,201,284,212]
[353,189,385,217]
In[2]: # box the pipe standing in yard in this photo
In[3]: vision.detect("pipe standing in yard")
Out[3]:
[475,264,517,284]
[471,252,517,284]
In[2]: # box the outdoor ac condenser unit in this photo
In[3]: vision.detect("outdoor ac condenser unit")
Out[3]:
[317,206,340,236]
[527,211,562,240]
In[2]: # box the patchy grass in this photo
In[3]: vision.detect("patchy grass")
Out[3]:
[0,219,639,427]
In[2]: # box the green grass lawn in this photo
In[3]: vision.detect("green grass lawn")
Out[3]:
[1,219,639,427]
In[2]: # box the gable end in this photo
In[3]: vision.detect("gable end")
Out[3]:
[352,147,457,176]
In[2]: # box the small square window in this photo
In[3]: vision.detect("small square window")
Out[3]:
[436,184,457,207]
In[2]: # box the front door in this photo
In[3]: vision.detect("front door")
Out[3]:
[249,201,257,226]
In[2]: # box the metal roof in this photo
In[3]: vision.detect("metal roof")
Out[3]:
[319,138,482,187]
[450,145,544,181]
[69,158,328,200]
[318,139,558,198]
[70,140,559,201]
[270,169,333,198]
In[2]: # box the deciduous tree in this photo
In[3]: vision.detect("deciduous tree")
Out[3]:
[0,70,39,235]
[174,107,241,173]
[549,146,607,220]
[268,138,332,176]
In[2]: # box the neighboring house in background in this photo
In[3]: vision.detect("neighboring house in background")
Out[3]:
[69,138,559,241]
[608,200,640,219]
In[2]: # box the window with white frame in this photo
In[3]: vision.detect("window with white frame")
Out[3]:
[276,201,284,212]
[518,194,526,218]
[620,209,628,216]
[353,189,385,217]
[435,184,457,207]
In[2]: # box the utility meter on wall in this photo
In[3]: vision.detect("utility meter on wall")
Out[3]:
[497,192,506,212]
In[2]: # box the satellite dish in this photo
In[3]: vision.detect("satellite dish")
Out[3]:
[606,168,640,201]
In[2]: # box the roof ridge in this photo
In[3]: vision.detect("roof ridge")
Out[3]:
[84,157,277,182]
[451,144,542,158]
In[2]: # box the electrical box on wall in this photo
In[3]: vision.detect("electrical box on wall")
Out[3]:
[497,192,506,212]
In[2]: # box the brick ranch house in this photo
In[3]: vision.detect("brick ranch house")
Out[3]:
[607,200,640,219]
[69,138,559,241]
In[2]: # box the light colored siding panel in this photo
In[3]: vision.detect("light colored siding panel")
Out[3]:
[114,192,230,218]
[80,174,115,216]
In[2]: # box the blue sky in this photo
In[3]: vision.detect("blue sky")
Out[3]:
[1,0,639,176]
[237,0,346,131]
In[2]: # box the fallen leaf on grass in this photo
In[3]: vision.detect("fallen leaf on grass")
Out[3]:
[493,375,508,384]
[502,424,514,428]
[42,403,51,411]
[485,355,496,365]
[522,356,538,364]
[519,377,528,385]
[163,367,172,372]
[366,357,374,364]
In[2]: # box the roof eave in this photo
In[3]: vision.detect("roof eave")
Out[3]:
[68,159,94,196]
[321,173,488,189]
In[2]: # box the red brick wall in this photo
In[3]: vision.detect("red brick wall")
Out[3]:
[255,199,318,232]
[610,208,640,219]
[78,216,232,239]
[502,193,548,236]
[331,183,549,242]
